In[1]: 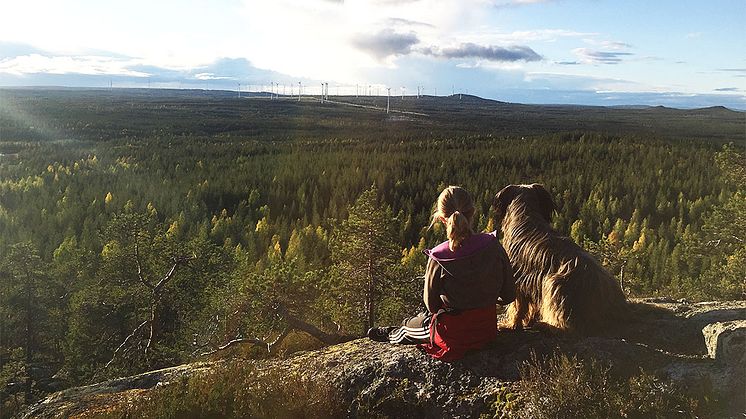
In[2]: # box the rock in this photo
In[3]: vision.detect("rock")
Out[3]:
[21,362,217,419]
[21,300,746,418]
[702,320,746,366]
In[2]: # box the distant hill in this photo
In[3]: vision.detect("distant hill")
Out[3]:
[0,88,743,142]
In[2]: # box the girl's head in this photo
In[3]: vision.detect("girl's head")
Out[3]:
[431,186,475,251]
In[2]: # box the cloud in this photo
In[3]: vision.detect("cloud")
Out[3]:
[0,52,305,90]
[490,0,555,7]
[0,54,149,77]
[385,17,435,28]
[556,61,579,65]
[572,48,633,65]
[490,29,597,43]
[352,30,420,59]
[0,42,47,59]
[583,40,632,50]
[714,87,740,92]
[426,43,542,62]
[193,73,232,81]
[600,41,632,50]
[373,0,423,4]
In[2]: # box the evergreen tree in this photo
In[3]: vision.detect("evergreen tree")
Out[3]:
[330,186,401,334]
[0,242,49,403]
[687,145,745,299]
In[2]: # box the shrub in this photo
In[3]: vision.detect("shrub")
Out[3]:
[485,352,724,419]
[99,362,344,419]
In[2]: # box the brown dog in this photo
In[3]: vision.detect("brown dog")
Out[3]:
[493,183,627,333]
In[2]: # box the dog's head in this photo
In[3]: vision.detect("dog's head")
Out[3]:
[492,183,557,225]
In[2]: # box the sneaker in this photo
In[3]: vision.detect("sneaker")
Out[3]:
[367,326,396,342]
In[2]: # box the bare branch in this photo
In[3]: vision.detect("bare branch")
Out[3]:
[134,239,153,290]
[199,327,291,358]
[199,337,267,357]
[105,320,149,368]
[267,328,291,354]
[154,255,193,292]
[277,305,354,345]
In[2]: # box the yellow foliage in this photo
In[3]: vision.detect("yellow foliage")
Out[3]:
[167,220,180,237]
[632,232,647,252]
[607,230,621,246]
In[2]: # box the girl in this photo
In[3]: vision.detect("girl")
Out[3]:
[368,186,515,361]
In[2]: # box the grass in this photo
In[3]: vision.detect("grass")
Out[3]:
[97,362,344,419]
[483,352,726,419]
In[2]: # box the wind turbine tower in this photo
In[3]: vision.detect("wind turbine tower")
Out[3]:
[387,87,391,114]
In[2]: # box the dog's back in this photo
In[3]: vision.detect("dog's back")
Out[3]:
[495,184,628,333]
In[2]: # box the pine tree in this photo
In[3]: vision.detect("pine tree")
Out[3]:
[330,186,401,334]
[1,242,48,403]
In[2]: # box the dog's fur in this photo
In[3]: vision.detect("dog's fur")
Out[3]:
[493,183,627,333]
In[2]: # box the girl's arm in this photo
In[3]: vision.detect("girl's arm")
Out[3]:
[423,257,444,313]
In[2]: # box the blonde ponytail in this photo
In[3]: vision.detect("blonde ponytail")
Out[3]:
[431,186,475,250]
[447,210,473,251]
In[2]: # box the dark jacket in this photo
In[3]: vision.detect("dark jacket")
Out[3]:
[423,232,515,313]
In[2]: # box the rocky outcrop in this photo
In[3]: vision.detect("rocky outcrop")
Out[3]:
[21,300,746,418]
[702,320,746,365]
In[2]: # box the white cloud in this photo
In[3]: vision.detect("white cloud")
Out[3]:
[193,73,232,81]
[0,54,149,77]
[572,48,633,65]
[237,0,490,81]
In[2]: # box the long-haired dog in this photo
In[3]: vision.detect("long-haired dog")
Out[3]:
[493,183,627,333]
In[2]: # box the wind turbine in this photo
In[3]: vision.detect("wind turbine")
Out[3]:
[386,87,391,113]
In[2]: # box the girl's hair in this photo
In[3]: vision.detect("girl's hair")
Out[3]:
[430,186,475,251]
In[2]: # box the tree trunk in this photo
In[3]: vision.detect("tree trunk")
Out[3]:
[23,264,34,405]
[365,229,375,334]
[280,307,355,344]
[146,295,159,355]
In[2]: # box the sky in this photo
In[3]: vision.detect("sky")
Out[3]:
[1,0,745,108]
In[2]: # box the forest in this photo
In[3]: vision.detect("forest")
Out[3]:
[0,88,743,415]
